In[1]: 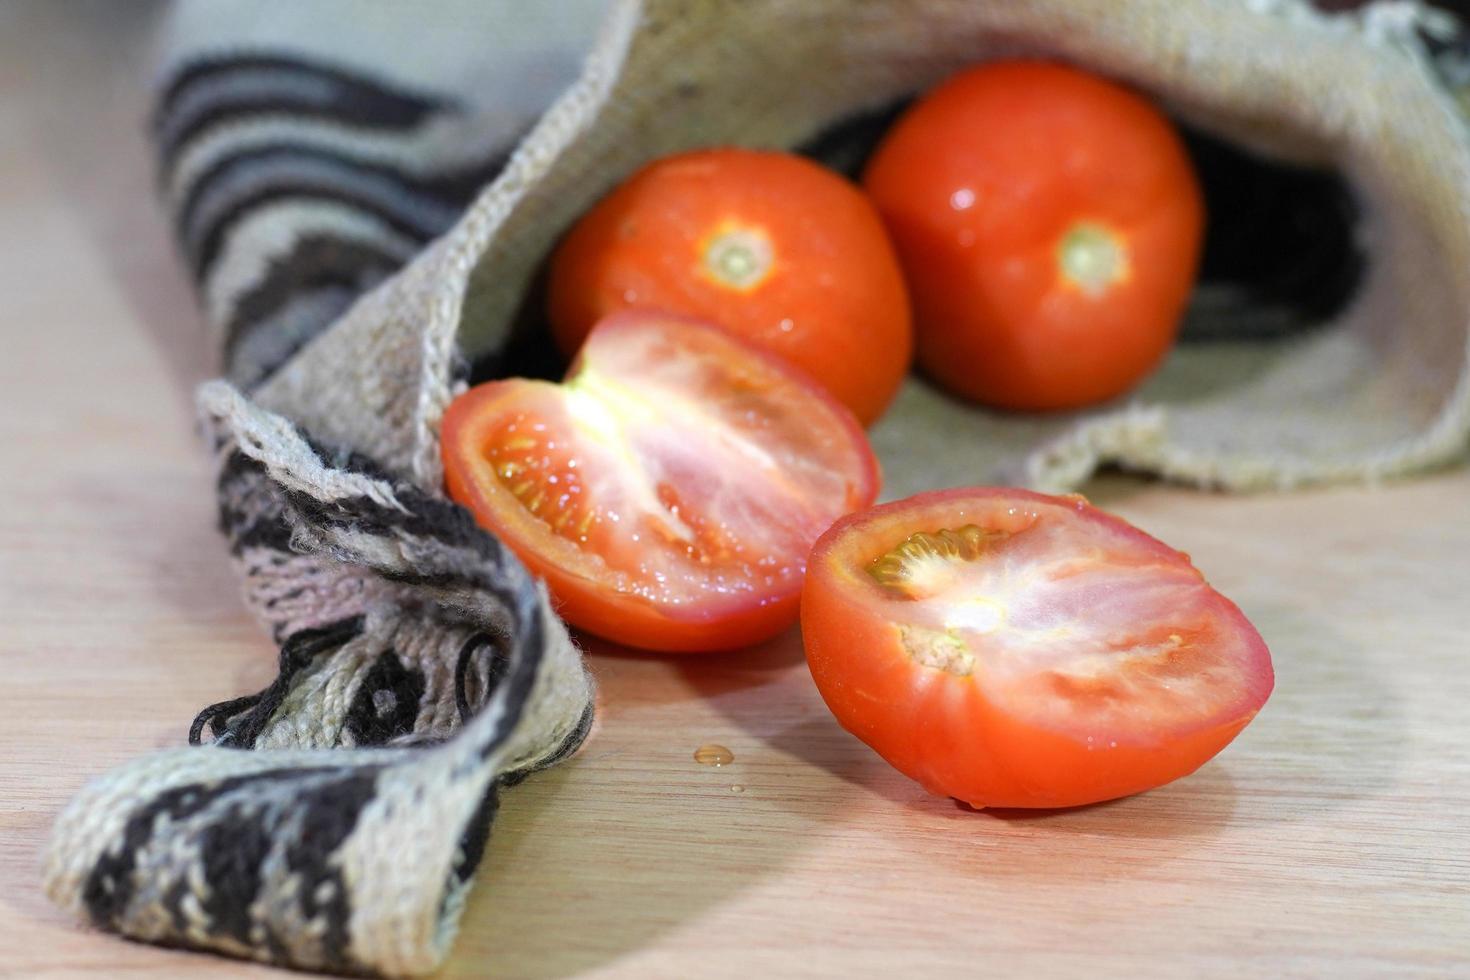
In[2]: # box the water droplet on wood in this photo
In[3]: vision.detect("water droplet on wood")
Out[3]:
[693,744,734,766]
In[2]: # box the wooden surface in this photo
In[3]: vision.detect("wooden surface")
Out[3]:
[3,4,1468,978]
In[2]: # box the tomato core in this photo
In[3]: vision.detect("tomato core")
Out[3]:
[1058,222,1130,297]
[700,224,774,291]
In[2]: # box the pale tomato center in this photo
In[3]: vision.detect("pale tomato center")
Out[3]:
[1057,221,1130,297]
[699,222,775,292]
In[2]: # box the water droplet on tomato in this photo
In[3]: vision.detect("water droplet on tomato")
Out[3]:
[694,744,734,766]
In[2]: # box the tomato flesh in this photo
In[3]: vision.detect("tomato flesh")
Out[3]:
[443,311,880,652]
[801,488,1272,808]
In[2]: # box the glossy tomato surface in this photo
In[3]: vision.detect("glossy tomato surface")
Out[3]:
[863,61,1204,411]
[801,488,1272,808]
[443,311,881,652]
[548,148,912,425]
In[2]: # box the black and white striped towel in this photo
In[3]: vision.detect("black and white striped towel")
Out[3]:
[45,4,605,976]
[158,0,605,388]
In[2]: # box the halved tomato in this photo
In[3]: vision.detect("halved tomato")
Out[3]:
[442,311,880,652]
[801,488,1272,808]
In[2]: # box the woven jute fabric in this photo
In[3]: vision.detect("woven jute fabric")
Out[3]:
[44,1,1470,976]
[369,0,1463,498]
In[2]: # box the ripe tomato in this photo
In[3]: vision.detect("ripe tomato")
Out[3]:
[443,310,880,653]
[801,488,1272,808]
[547,148,913,426]
[863,61,1205,411]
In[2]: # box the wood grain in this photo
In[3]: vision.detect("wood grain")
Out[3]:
[1,4,1467,978]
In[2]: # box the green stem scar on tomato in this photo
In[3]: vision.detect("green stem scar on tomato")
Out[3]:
[801,488,1273,809]
[1058,222,1130,297]
[442,310,881,653]
[701,224,774,292]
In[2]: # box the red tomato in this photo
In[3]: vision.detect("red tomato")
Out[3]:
[801,488,1272,808]
[547,148,913,425]
[863,61,1205,411]
[443,310,881,653]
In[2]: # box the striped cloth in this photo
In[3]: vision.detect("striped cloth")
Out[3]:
[155,0,606,389]
[44,5,605,977]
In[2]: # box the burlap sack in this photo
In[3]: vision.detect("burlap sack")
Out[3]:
[44,0,1470,976]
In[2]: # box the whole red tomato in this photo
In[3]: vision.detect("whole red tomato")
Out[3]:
[863,61,1204,411]
[547,148,912,426]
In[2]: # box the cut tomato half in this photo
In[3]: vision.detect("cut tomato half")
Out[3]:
[442,310,881,652]
[801,488,1272,808]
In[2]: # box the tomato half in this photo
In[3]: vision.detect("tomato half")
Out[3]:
[547,148,913,425]
[863,61,1205,411]
[801,488,1272,808]
[443,311,881,652]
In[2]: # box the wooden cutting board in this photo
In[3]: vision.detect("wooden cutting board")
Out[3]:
[2,4,1466,977]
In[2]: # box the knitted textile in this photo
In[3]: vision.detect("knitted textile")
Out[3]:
[43,1,1470,976]
[45,4,602,976]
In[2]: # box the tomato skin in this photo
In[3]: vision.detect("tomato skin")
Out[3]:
[862,61,1204,411]
[548,148,913,425]
[801,488,1272,808]
[443,311,881,653]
